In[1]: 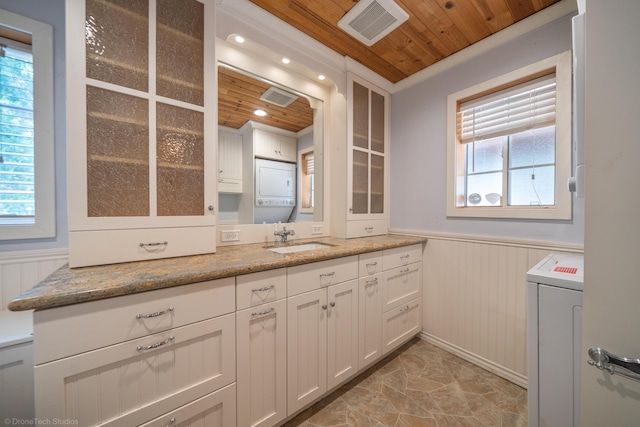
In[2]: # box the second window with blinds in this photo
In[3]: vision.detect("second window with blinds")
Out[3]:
[446,51,572,220]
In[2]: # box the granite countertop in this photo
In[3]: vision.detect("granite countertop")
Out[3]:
[8,234,427,312]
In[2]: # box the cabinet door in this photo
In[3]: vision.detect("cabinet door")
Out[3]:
[140,383,236,427]
[237,300,287,427]
[359,274,383,370]
[277,134,297,162]
[218,130,243,193]
[382,297,421,355]
[35,314,235,426]
[327,279,359,390]
[347,74,388,224]
[254,129,279,160]
[287,289,327,415]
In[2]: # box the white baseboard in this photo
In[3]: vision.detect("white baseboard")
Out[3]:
[419,331,528,389]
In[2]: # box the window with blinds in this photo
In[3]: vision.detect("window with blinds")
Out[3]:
[446,51,572,220]
[0,38,34,222]
[300,150,314,211]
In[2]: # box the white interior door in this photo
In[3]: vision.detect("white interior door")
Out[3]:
[581,0,640,424]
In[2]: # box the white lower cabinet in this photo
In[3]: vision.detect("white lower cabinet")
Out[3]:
[382,297,421,354]
[140,383,237,427]
[31,243,424,427]
[236,299,287,427]
[287,288,328,414]
[33,278,236,427]
[358,273,383,370]
[286,257,359,416]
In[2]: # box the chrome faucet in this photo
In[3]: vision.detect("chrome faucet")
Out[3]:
[274,226,295,244]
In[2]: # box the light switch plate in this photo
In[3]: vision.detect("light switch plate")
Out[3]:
[311,225,323,235]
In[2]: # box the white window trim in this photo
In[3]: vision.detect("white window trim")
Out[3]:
[446,50,572,220]
[297,146,314,214]
[0,9,55,240]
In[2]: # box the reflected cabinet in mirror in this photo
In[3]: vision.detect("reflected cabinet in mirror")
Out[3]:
[217,63,323,225]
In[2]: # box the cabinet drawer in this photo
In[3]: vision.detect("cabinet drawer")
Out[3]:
[382,297,421,355]
[381,264,422,312]
[382,244,423,271]
[34,278,235,364]
[141,383,236,427]
[287,256,358,296]
[359,251,383,277]
[69,226,217,268]
[218,178,243,194]
[35,314,236,426]
[346,219,387,238]
[237,268,286,310]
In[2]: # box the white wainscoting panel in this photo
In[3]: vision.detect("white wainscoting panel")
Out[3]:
[411,233,582,388]
[0,248,67,422]
[0,248,68,312]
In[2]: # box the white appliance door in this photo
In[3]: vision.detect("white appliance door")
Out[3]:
[581,0,640,424]
[256,159,294,199]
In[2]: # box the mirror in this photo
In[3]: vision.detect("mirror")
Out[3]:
[217,63,323,225]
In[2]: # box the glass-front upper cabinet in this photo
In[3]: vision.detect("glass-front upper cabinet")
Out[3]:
[66,0,216,267]
[346,73,389,237]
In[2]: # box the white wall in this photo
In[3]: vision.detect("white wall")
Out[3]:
[390,13,584,244]
[0,0,68,252]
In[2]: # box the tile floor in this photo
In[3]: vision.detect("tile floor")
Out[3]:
[282,338,527,427]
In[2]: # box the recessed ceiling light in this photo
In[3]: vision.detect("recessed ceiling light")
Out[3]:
[281,57,290,64]
[318,74,326,81]
[253,109,267,117]
[234,35,245,43]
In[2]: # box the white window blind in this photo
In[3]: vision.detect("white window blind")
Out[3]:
[457,74,556,144]
[0,40,34,221]
[305,153,314,174]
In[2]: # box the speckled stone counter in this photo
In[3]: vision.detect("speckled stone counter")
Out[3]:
[8,234,427,312]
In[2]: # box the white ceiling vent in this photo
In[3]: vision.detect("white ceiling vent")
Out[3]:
[337,0,409,46]
[259,86,299,108]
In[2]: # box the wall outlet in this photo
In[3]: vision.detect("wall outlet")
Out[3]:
[221,230,241,242]
[311,225,323,235]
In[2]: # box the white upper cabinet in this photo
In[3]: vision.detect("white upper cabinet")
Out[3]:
[334,73,390,238]
[219,129,243,193]
[253,128,297,163]
[65,0,217,267]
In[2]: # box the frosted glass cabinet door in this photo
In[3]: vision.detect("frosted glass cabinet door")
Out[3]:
[86,86,150,217]
[347,74,389,220]
[85,0,149,92]
[156,0,204,106]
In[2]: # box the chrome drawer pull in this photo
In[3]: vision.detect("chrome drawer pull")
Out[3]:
[365,227,374,232]
[399,305,410,312]
[366,262,378,267]
[136,306,174,319]
[252,307,275,317]
[139,241,168,247]
[252,284,275,293]
[320,272,335,278]
[165,418,176,427]
[330,301,336,307]
[137,336,174,351]
[400,268,410,274]
[366,278,378,285]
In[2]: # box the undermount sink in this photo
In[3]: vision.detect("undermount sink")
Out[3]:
[268,242,333,254]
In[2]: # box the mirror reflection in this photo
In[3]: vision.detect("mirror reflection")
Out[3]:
[217,64,323,225]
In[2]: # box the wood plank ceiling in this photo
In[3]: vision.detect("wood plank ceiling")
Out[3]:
[248,0,562,83]
[218,66,314,132]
